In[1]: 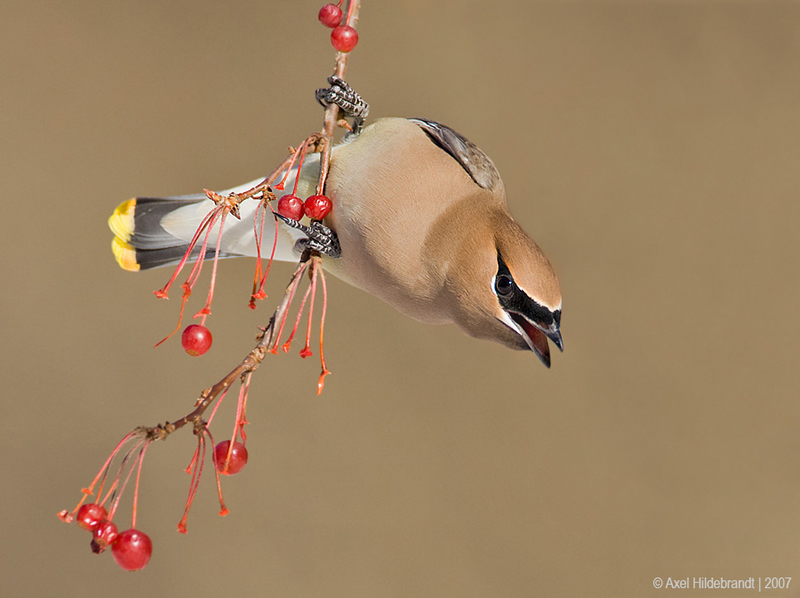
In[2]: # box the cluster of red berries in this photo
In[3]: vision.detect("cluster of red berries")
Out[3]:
[318,2,358,53]
[75,504,152,571]
[63,436,248,571]
[276,193,333,222]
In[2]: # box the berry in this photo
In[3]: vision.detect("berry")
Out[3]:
[331,25,358,53]
[76,503,107,531]
[111,529,152,571]
[181,324,212,356]
[214,440,248,475]
[277,194,305,221]
[304,194,333,220]
[318,4,343,28]
[91,520,119,554]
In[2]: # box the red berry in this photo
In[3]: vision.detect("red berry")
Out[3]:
[181,324,212,356]
[331,25,358,53]
[76,503,107,531]
[91,520,119,554]
[318,4,342,28]
[214,440,248,475]
[111,529,152,571]
[277,194,305,221]
[304,194,333,220]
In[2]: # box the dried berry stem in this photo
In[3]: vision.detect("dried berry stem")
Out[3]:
[162,257,315,440]
[234,135,324,205]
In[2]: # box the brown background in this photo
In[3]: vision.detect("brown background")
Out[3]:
[2,1,799,597]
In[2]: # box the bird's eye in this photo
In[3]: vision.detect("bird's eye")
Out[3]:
[495,274,514,297]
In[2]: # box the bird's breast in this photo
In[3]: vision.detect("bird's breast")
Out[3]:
[322,201,452,325]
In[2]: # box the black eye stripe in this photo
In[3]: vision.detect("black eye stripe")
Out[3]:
[496,252,555,327]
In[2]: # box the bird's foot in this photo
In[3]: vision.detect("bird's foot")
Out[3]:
[315,76,369,135]
[275,213,342,259]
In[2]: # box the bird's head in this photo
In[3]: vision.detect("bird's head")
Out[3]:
[443,211,563,367]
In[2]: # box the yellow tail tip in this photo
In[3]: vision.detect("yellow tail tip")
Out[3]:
[108,198,136,242]
[111,236,140,271]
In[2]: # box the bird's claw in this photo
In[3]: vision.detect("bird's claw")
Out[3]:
[315,76,369,135]
[275,213,342,259]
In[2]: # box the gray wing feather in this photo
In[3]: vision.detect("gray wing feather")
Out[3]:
[408,117,500,190]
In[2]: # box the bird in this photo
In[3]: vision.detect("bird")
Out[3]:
[109,116,563,366]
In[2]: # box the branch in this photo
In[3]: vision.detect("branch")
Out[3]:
[144,257,314,442]
[140,0,363,444]
[317,0,361,194]
[61,1,364,557]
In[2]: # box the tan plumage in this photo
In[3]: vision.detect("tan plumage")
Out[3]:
[109,117,563,365]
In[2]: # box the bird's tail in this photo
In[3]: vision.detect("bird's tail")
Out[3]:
[109,195,233,271]
[108,174,315,271]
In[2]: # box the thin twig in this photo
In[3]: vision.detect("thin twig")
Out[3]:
[142,257,313,443]
[62,3,365,538]
[132,0,362,444]
[317,0,361,195]
[233,134,325,205]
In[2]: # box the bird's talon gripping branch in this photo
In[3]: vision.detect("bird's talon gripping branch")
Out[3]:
[275,213,342,259]
[315,75,369,135]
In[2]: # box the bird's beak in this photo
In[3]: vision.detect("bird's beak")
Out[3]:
[508,312,563,368]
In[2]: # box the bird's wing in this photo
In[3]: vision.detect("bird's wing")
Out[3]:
[408,117,501,191]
